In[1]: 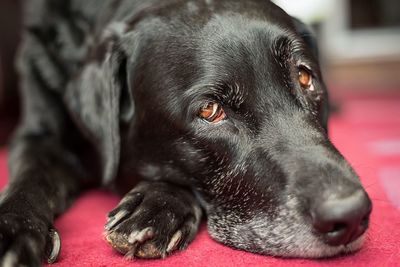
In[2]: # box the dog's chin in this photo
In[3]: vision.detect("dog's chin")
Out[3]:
[206,196,368,258]
[287,234,366,258]
[208,214,367,258]
[255,233,366,259]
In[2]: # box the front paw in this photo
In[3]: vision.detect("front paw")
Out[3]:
[0,213,60,267]
[104,182,202,259]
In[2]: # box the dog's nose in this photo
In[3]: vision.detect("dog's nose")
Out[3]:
[311,189,372,246]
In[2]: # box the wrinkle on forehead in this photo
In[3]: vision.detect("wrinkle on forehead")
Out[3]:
[196,15,303,108]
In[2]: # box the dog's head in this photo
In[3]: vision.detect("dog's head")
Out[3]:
[68,0,372,258]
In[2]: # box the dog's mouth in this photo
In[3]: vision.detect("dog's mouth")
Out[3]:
[205,194,370,259]
[207,215,368,259]
[319,233,367,258]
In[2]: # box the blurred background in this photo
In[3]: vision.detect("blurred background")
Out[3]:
[274,0,400,90]
[0,0,399,146]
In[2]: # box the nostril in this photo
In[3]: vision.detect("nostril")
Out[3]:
[330,222,347,233]
[311,189,372,246]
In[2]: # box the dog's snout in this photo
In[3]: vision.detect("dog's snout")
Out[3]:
[311,189,372,246]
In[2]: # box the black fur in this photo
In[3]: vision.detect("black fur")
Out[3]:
[1,0,371,265]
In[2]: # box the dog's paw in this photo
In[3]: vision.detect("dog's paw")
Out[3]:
[0,213,60,267]
[104,183,202,259]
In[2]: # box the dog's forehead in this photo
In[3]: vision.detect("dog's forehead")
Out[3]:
[195,15,299,100]
[199,15,292,73]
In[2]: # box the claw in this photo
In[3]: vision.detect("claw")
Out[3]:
[46,229,61,264]
[105,210,129,231]
[167,231,182,253]
[128,227,154,244]
[2,251,17,267]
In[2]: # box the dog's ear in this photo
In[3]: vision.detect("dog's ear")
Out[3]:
[291,17,329,132]
[64,41,134,184]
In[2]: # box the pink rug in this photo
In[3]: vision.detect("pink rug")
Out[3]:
[0,93,399,266]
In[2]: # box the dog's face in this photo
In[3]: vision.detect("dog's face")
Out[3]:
[114,0,371,258]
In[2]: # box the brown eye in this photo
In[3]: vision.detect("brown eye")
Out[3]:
[199,102,226,123]
[298,67,313,90]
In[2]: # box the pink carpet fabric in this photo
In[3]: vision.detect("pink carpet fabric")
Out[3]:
[0,93,399,266]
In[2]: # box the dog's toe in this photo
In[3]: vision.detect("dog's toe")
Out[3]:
[128,227,155,244]
[133,242,163,259]
[125,229,183,259]
[105,230,130,254]
[0,213,59,267]
[105,210,196,259]
[130,229,184,258]
[46,229,61,264]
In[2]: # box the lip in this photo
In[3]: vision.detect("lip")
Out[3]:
[322,233,367,258]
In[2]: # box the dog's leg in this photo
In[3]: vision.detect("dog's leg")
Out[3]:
[105,181,202,259]
[0,39,92,267]
[0,134,88,266]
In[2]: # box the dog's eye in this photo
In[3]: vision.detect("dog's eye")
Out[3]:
[298,66,314,91]
[199,102,226,123]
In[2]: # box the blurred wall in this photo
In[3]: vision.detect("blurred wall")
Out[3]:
[274,0,400,94]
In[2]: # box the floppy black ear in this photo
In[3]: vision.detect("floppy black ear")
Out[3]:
[291,17,329,132]
[64,42,134,184]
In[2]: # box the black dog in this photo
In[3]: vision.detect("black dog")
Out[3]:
[1,0,372,265]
